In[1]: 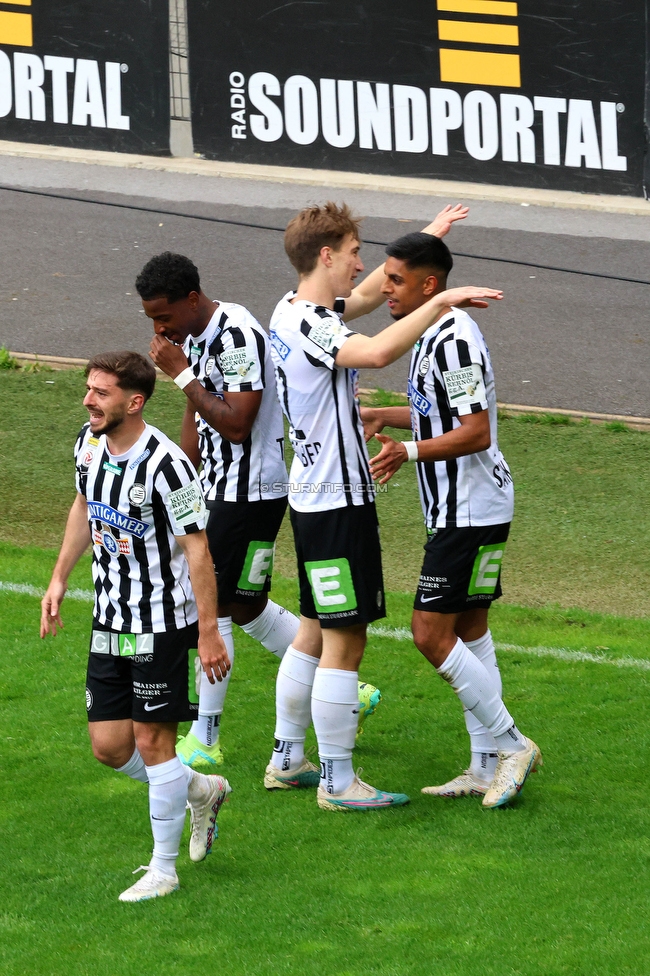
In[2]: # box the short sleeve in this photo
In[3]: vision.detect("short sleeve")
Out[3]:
[298,308,356,370]
[74,423,96,496]
[435,339,488,418]
[155,458,207,535]
[217,324,265,393]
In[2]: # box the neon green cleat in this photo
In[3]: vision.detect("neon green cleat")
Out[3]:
[177,731,224,773]
[356,681,381,738]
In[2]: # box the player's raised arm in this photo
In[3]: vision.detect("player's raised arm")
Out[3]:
[336,286,503,370]
[342,204,469,323]
[176,530,231,684]
[40,492,91,637]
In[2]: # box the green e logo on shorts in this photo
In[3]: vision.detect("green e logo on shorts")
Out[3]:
[305,558,357,613]
[468,544,506,595]
[238,541,275,591]
[188,650,200,704]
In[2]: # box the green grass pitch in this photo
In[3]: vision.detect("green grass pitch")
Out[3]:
[1,370,649,975]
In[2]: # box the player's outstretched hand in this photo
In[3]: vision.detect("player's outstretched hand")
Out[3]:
[439,286,503,309]
[149,334,190,379]
[369,433,407,484]
[198,629,232,684]
[422,204,469,239]
[40,581,67,638]
[360,406,385,443]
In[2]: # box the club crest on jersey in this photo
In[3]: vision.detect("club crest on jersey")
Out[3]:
[93,529,132,555]
[270,330,290,360]
[128,484,146,506]
[82,449,95,466]
[87,502,149,538]
[205,356,216,376]
[418,355,430,376]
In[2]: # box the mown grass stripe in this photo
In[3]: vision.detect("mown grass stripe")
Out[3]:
[4,581,648,673]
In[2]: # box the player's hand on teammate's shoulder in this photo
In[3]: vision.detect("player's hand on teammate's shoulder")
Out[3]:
[149,334,189,379]
[439,285,503,310]
[422,204,469,239]
[369,433,407,484]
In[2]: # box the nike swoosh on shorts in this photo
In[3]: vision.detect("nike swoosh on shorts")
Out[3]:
[419,594,444,603]
[143,701,169,711]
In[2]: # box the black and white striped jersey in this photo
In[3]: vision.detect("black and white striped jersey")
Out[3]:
[408,308,514,529]
[74,422,206,633]
[269,292,374,513]
[183,302,287,502]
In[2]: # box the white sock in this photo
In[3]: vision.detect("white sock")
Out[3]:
[311,668,359,795]
[464,630,502,774]
[271,644,318,770]
[437,638,526,754]
[240,600,299,659]
[190,616,233,746]
[116,748,149,784]
[145,757,188,878]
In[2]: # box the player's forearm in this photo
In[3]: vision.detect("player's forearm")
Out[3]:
[337,293,448,369]
[362,406,411,431]
[49,494,91,584]
[414,423,491,461]
[181,405,201,468]
[183,382,252,444]
[343,263,387,321]
[181,533,220,636]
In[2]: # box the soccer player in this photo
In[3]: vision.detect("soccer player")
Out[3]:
[138,253,382,776]
[265,201,502,811]
[362,232,542,808]
[40,351,231,902]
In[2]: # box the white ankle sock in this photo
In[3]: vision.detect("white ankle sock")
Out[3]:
[145,757,188,878]
[116,748,149,784]
[241,600,299,659]
[437,638,525,754]
[190,616,233,747]
[469,751,499,782]
[271,644,318,770]
[311,668,359,795]
[463,630,502,756]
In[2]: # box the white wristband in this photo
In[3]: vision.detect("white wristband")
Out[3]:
[402,440,419,461]
[174,367,195,390]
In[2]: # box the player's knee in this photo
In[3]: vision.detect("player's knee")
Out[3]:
[412,620,454,668]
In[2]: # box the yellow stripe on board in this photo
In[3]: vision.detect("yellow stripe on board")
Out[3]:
[437,0,518,16]
[438,20,519,45]
[0,10,32,46]
[0,0,32,6]
[439,48,521,87]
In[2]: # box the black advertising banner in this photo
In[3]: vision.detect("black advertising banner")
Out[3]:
[188,0,647,196]
[0,0,170,154]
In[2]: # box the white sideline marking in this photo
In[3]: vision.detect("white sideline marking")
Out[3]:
[368,625,650,672]
[3,581,648,672]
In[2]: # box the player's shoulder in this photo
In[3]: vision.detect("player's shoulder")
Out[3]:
[141,424,191,468]
[447,306,486,345]
[219,302,267,347]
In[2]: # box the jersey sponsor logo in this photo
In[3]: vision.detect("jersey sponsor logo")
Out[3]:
[102,460,123,475]
[270,329,290,360]
[128,483,146,505]
[418,355,430,376]
[468,544,505,595]
[410,386,432,417]
[129,449,150,469]
[190,344,203,356]
[88,437,100,446]
[307,318,346,353]
[87,501,149,538]
[218,346,259,381]
[306,558,358,613]
[167,481,206,528]
[93,529,132,555]
[238,541,275,591]
[443,364,485,406]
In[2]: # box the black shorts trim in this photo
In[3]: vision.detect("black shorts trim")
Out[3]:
[414,523,510,614]
[205,496,287,604]
[86,622,200,723]
[291,503,385,628]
